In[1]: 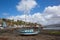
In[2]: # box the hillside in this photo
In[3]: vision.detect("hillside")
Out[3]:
[0,18,42,27]
[44,24,60,28]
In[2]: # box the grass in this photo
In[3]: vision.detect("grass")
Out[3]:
[48,31,60,35]
[42,30,60,35]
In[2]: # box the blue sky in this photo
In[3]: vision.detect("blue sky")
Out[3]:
[0,0,60,18]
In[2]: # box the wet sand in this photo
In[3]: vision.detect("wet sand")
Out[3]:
[0,32,60,40]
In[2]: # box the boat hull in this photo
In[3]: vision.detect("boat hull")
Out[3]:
[15,27,40,35]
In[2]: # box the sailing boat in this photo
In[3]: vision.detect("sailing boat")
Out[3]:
[15,10,41,35]
[16,27,41,35]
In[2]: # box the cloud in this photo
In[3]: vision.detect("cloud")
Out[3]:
[8,5,60,25]
[2,13,9,16]
[43,5,60,25]
[7,13,47,25]
[16,0,37,12]
[44,5,60,15]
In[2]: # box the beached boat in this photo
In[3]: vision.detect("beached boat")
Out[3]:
[15,27,41,35]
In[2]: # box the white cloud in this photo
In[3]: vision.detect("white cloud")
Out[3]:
[7,13,47,25]
[7,1,60,26]
[16,0,37,12]
[44,5,60,15]
[43,5,60,25]
[2,13,9,16]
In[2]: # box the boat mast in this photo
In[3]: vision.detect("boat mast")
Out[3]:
[24,4,28,27]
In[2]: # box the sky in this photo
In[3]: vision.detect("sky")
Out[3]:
[0,0,60,25]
